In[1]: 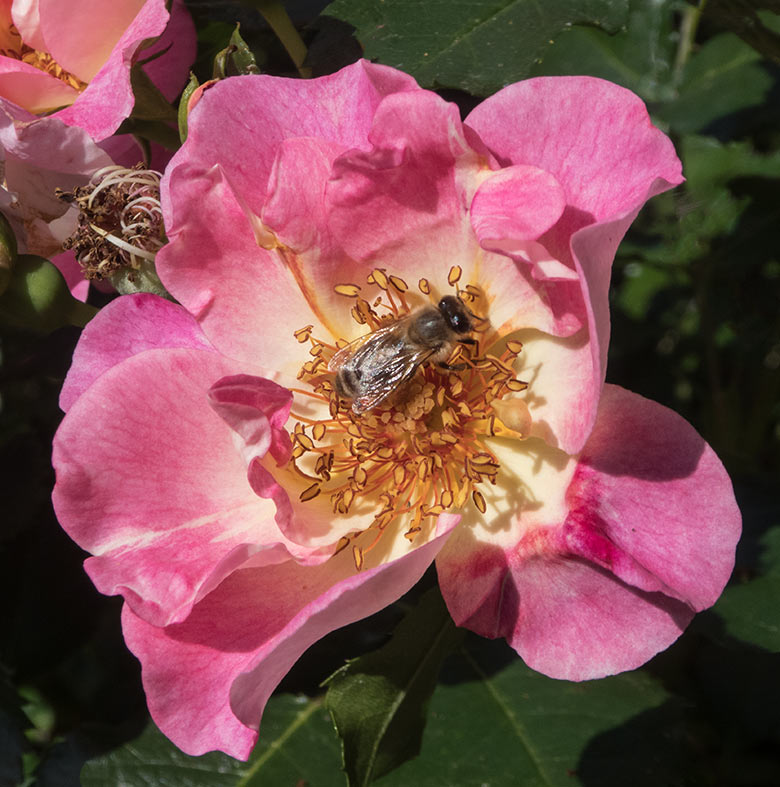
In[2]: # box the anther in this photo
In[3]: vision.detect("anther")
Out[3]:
[370,269,389,289]
[389,275,408,292]
[300,483,321,502]
[472,489,487,514]
[334,283,361,297]
[505,379,529,391]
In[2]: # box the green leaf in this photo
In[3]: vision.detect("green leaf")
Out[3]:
[114,57,181,153]
[660,32,773,133]
[81,694,344,786]
[380,636,674,786]
[715,526,780,652]
[178,72,200,143]
[324,0,629,95]
[530,0,677,101]
[115,117,182,152]
[126,61,178,124]
[0,675,28,787]
[325,587,464,786]
[0,255,96,334]
[213,24,261,79]
[701,1,780,64]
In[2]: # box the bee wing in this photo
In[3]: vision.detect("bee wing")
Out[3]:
[351,345,435,414]
[328,323,400,373]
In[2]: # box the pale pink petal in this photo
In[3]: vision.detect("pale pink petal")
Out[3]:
[11,0,45,51]
[470,165,566,250]
[53,0,170,140]
[156,163,322,374]
[256,95,580,353]
[261,137,345,257]
[0,58,80,113]
[52,347,292,627]
[38,0,146,83]
[165,60,420,217]
[0,100,111,172]
[496,551,693,681]
[512,328,597,453]
[259,136,359,343]
[59,293,213,412]
[567,199,668,391]
[0,103,112,255]
[208,373,395,551]
[121,518,456,758]
[437,385,739,681]
[208,374,293,467]
[466,77,683,449]
[50,249,88,302]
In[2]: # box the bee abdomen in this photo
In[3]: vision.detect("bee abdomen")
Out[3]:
[335,367,361,398]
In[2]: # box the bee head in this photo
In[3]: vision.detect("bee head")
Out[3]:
[438,295,473,334]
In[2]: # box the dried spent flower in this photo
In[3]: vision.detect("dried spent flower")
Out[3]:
[57,165,167,294]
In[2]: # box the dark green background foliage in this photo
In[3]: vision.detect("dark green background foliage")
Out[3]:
[1,1,778,785]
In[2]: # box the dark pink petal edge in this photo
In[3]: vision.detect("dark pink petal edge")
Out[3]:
[438,385,740,680]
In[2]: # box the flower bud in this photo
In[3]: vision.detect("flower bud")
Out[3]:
[0,254,96,334]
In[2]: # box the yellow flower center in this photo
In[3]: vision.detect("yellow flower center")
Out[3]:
[290,266,529,570]
[0,24,87,92]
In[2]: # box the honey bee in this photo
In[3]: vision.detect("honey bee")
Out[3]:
[329,295,479,414]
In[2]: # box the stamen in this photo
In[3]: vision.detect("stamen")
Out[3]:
[0,25,87,94]
[290,271,530,568]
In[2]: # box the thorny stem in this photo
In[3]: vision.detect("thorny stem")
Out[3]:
[252,0,311,78]
[673,0,708,84]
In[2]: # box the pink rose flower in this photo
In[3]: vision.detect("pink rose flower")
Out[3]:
[52,62,741,758]
[0,0,195,141]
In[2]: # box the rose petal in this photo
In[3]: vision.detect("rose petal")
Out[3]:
[121,516,456,758]
[566,384,741,610]
[138,0,195,103]
[470,164,566,250]
[0,57,80,113]
[59,293,213,411]
[208,374,293,467]
[437,384,740,680]
[326,90,485,266]
[466,77,683,449]
[50,249,88,302]
[52,0,172,140]
[156,163,322,375]
[11,0,45,51]
[53,347,297,627]
[164,60,420,218]
[39,0,146,83]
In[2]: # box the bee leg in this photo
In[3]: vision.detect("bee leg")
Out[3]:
[458,338,477,345]
[437,361,468,371]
